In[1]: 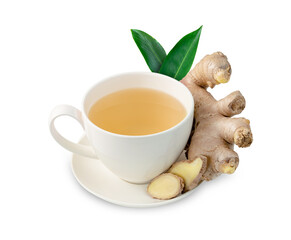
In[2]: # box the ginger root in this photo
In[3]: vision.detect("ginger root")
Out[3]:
[147,173,184,200]
[181,52,253,181]
[147,52,253,199]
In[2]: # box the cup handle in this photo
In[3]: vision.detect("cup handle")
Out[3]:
[49,104,97,158]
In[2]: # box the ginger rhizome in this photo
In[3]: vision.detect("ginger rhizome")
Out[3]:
[147,52,253,198]
[181,52,252,181]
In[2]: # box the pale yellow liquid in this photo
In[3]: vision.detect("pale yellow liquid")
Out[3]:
[88,88,186,136]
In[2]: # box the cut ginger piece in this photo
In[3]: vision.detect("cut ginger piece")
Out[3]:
[168,157,206,192]
[147,173,184,200]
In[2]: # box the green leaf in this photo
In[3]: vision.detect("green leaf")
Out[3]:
[131,29,166,72]
[159,26,202,80]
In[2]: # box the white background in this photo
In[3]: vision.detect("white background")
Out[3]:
[1,0,290,239]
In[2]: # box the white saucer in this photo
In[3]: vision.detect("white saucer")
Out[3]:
[72,136,199,208]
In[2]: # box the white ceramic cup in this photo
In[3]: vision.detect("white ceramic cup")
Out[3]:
[49,72,194,184]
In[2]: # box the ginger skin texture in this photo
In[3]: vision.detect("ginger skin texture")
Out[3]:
[181,52,253,181]
[147,52,253,199]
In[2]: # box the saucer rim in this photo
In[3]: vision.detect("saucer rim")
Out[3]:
[72,159,197,208]
[71,136,199,208]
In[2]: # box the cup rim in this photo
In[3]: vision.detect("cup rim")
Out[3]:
[82,71,194,138]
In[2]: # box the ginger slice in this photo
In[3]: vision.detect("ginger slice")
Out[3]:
[147,173,184,200]
[168,157,206,191]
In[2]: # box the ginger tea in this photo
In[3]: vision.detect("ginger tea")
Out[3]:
[88,88,186,136]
